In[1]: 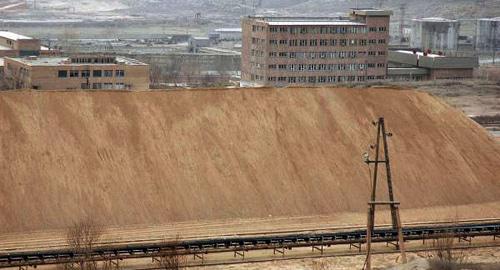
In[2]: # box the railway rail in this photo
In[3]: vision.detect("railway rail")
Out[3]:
[0,221,499,268]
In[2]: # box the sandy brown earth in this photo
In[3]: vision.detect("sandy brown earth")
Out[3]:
[0,87,499,242]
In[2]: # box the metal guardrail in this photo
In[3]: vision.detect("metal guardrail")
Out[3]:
[1,221,499,268]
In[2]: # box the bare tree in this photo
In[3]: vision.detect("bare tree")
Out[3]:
[429,231,467,270]
[65,218,104,270]
[155,237,187,270]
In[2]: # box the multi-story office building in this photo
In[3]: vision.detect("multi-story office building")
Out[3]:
[4,55,149,90]
[241,8,392,87]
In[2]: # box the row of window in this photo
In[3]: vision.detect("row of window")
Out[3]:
[261,75,386,83]
[80,82,128,90]
[260,50,386,59]
[57,70,125,78]
[267,63,385,71]
[261,26,388,34]
[269,38,385,46]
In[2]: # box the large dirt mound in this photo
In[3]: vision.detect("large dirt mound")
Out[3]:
[1,88,499,233]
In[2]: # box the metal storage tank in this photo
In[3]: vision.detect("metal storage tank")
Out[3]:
[410,18,460,52]
[476,18,500,51]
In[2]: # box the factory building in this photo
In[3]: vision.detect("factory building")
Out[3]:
[387,50,478,81]
[476,18,499,51]
[0,31,58,57]
[3,55,149,90]
[211,28,242,41]
[241,8,392,87]
[410,18,460,52]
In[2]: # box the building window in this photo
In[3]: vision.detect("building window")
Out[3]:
[93,70,102,77]
[368,51,376,56]
[279,52,288,58]
[319,39,328,46]
[368,63,376,68]
[268,64,277,69]
[278,77,287,82]
[318,76,327,83]
[279,40,288,45]
[288,77,296,83]
[104,70,113,77]
[309,39,318,46]
[58,70,68,78]
[378,39,386,44]
[115,83,125,89]
[279,27,287,32]
[359,39,367,46]
[278,64,287,70]
[269,40,278,45]
[92,83,102,89]
[103,83,113,89]
[69,70,79,77]
[81,83,90,89]
[378,51,386,56]
[270,27,278,32]
[340,39,347,46]
[329,39,337,46]
[299,39,307,46]
[369,27,377,32]
[368,39,376,44]
[115,70,125,77]
[81,70,90,78]
[308,76,316,83]
[289,39,298,46]
[378,27,387,32]
[289,52,297,58]
[377,63,386,68]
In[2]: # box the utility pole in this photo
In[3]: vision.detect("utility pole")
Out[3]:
[362,118,407,270]
[493,21,498,64]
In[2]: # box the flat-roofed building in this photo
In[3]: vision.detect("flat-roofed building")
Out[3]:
[0,31,42,57]
[387,50,478,81]
[241,8,392,87]
[4,55,149,90]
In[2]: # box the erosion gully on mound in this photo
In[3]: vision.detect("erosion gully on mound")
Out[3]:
[0,87,499,250]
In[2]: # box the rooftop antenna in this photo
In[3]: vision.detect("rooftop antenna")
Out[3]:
[362,117,407,270]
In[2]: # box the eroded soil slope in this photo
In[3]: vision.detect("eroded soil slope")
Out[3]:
[0,87,499,233]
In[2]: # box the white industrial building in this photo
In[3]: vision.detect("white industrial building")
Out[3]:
[410,17,460,52]
[476,18,499,51]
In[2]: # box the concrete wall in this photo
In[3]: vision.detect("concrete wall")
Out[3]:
[429,68,473,80]
[418,55,478,69]
[411,19,460,52]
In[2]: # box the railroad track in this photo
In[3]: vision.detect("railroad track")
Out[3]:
[0,221,498,268]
